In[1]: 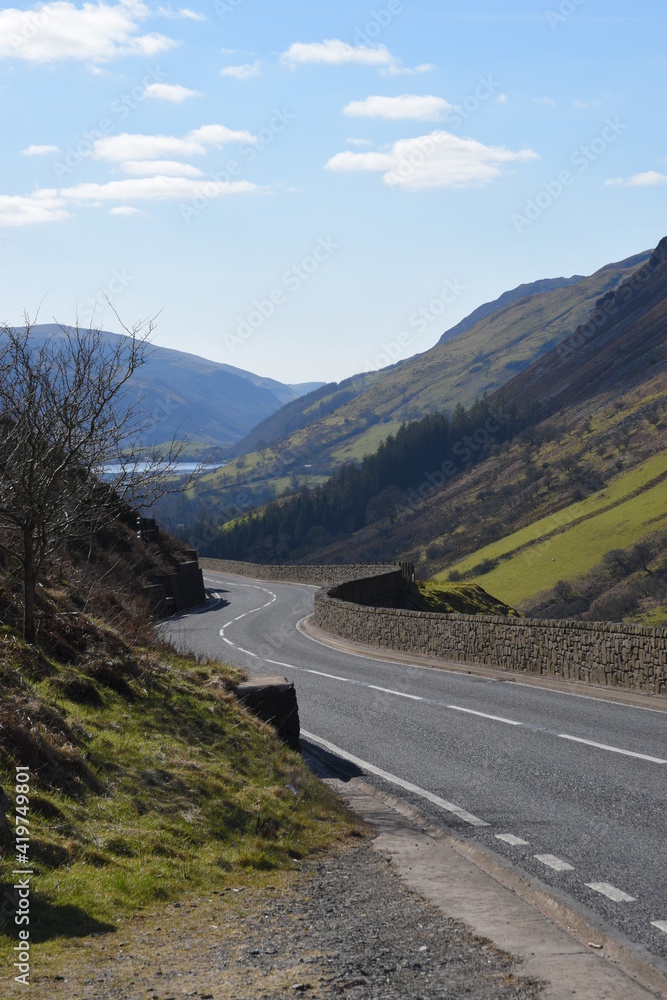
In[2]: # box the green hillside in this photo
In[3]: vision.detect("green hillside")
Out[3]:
[433,453,667,608]
[175,250,649,520]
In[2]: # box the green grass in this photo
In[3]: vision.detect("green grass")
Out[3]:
[409,582,520,616]
[0,642,362,953]
[435,460,667,607]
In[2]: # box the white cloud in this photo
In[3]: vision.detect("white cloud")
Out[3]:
[144,82,202,102]
[573,98,601,109]
[383,62,435,77]
[109,205,146,215]
[345,137,373,148]
[60,176,260,202]
[0,189,69,225]
[0,1,179,64]
[219,61,261,80]
[120,159,204,176]
[497,94,508,105]
[343,94,452,121]
[534,97,556,107]
[21,143,59,155]
[281,39,394,68]
[326,130,539,191]
[605,171,667,187]
[93,124,256,162]
[157,6,206,20]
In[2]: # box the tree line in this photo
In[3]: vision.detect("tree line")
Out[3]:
[205,396,538,563]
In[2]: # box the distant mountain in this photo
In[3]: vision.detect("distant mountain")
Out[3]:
[191,247,651,510]
[8,325,322,451]
[201,237,667,617]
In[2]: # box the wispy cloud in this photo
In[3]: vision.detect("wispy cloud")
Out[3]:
[219,61,261,80]
[382,62,435,77]
[60,176,260,202]
[144,82,202,102]
[326,131,538,191]
[605,171,667,187]
[0,1,179,64]
[120,159,204,177]
[343,95,452,121]
[109,205,147,215]
[534,97,556,107]
[157,6,207,20]
[345,137,373,148]
[21,143,59,156]
[281,39,394,68]
[0,190,69,226]
[93,125,257,162]
[573,98,601,109]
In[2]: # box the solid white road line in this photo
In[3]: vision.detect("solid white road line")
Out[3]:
[651,921,667,934]
[558,733,666,765]
[302,729,489,828]
[585,882,636,903]
[496,834,530,846]
[534,854,575,872]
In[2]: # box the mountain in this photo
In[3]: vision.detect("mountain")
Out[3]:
[187,247,651,513]
[7,325,323,452]
[199,237,667,625]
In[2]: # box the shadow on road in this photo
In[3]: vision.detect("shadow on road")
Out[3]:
[301,738,364,783]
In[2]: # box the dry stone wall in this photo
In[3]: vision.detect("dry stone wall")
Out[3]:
[199,558,397,587]
[315,574,667,694]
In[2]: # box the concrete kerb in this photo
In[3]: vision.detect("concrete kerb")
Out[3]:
[323,776,667,1000]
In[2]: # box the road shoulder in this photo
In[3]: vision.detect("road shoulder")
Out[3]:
[323,774,667,1000]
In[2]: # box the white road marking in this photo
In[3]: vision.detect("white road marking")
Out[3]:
[368,684,423,701]
[651,921,667,934]
[236,648,257,658]
[496,834,530,846]
[558,734,666,765]
[534,854,575,872]
[447,705,522,726]
[302,730,489,827]
[585,882,636,903]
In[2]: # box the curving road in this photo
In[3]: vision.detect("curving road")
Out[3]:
[162,570,667,967]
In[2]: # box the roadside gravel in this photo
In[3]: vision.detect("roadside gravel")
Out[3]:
[30,843,541,1000]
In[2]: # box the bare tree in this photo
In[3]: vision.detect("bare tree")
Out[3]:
[0,314,197,643]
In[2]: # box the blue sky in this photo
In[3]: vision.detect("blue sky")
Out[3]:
[1,1,666,383]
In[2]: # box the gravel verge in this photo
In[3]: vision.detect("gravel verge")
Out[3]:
[26,842,542,1000]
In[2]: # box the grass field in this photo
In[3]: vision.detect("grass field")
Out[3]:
[433,452,667,608]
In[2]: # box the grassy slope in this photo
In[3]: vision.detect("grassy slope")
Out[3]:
[409,582,520,617]
[434,456,667,607]
[186,254,647,516]
[0,633,361,961]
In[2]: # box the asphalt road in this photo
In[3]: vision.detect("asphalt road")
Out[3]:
[162,570,667,966]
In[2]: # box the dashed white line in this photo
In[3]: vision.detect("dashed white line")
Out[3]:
[534,854,575,872]
[586,882,636,903]
[368,684,423,701]
[496,834,530,846]
[447,705,522,726]
[302,730,489,828]
[235,648,258,658]
[651,921,667,934]
[558,734,666,765]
